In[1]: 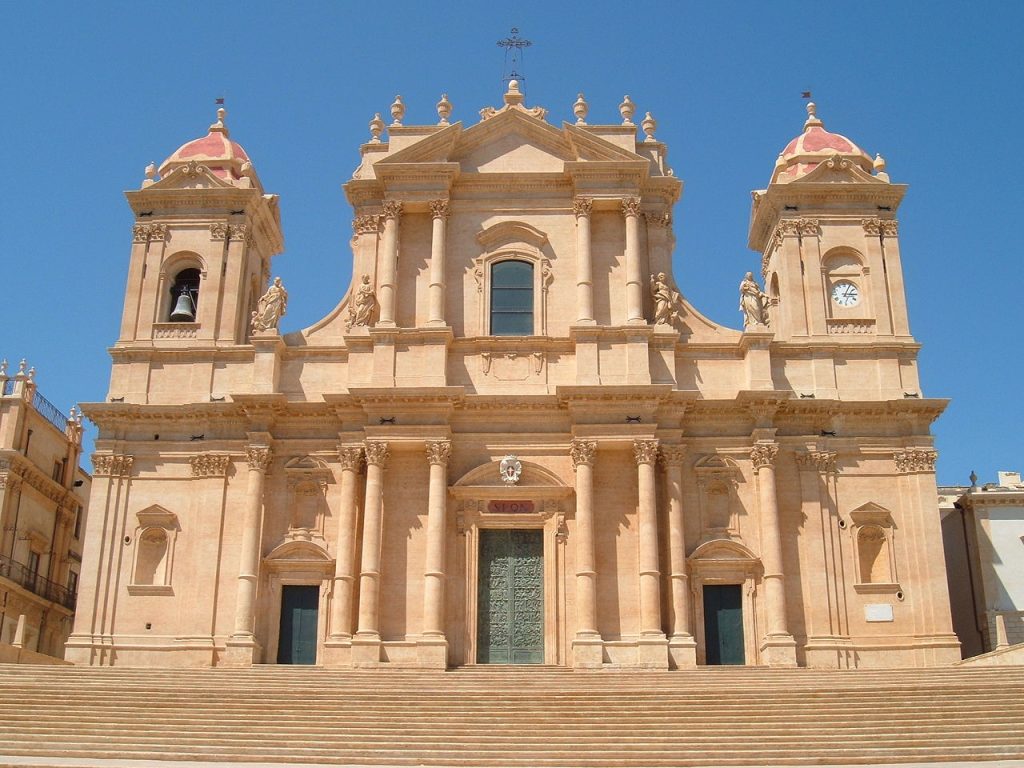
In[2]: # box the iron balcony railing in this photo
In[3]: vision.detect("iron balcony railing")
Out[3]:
[0,553,76,611]
[32,389,69,433]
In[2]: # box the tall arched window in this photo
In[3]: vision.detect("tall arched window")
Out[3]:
[490,260,533,336]
[168,268,201,322]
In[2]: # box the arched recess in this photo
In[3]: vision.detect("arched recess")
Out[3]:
[687,539,763,666]
[262,539,334,665]
[128,505,179,596]
[450,458,574,667]
[159,251,208,324]
[471,221,553,336]
[693,455,744,543]
[847,502,900,593]
[283,455,333,544]
[821,247,874,329]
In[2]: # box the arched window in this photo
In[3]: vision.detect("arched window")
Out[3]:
[168,268,201,322]
[490,260,533,336]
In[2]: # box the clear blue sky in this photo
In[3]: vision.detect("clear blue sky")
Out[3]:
[1,1,1020,484]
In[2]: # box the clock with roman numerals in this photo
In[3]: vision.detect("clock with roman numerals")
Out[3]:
[831,280,860,307]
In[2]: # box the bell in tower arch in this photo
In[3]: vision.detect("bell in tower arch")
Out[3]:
[169,287,196,322]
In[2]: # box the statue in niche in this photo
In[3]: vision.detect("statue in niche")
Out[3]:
[650,272,681,325]
[347,274,376,330]
[251,276,288,333]
[739,271,770,328]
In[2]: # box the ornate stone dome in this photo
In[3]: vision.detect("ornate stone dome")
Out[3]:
[771,102,873,183]
[158,107,259,187]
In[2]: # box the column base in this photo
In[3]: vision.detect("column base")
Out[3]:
[760,634,798,667]
[668,634,697,668]
[416,636,449,669]
[222,636,262,667]
[637,634,669,669]
[321,638,353,667]
[351,634,382,667]
[572,635,604,668]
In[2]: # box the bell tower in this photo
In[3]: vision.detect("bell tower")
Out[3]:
[749,103,911,346]
[117,108,284,351]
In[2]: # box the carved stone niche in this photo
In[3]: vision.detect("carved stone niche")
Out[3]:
[846,502,900,594]
[693,455,744,544]
[283,456,332,544]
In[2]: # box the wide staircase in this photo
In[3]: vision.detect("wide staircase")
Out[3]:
[1,664,1023,767]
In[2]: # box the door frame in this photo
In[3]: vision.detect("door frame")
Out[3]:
[261,541,334,665]
[277,584,321,664]
[475,528,546,664]
[687,539,762,666]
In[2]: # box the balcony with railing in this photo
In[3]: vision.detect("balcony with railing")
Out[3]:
[0,553,76,611]
[32,389,70,433]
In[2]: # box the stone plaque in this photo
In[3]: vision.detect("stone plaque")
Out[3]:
[865,603,894,623]
[487,500,535,515]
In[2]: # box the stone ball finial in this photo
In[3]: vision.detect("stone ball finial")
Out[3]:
[573,93,588,125]
[437,93,452,125]
[17,359,26,375]
[873,153,887,172]
[27,366,35,381]
[209,107,229,136]
[390,95,405,126]
[641,111,657,142]
[145,161,157,180]
[804,101,823,129]
[619,95,635,125]
[504,79,524,106]
[0,359,7,377]
[369,113,385,143]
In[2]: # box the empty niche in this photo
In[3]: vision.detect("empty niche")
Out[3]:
[848,502,900,592]
[129,505,179,595]
[693,455,743,543]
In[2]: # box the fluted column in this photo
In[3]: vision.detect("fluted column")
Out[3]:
[422,440,450,639]
[573,197,595,324]
[571,440,599,639]
[356,441,389,641]
[427,200,449,326]
[660,445,695,666]
[622,197,644,323]
[328,446,363,641]
[751,441,797,666]
[377,201,403,327]
[231,444,272,641]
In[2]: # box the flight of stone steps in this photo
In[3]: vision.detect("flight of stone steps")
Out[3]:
[1,664,1023,767]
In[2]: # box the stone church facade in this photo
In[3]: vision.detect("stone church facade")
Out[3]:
[67,84,960,669]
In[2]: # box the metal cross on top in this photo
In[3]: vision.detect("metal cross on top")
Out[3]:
[497,27,532,86]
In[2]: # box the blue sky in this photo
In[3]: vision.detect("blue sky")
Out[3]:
[1,1,1020,484]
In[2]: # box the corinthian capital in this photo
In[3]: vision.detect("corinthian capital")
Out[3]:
[750,442,779,470]
[429,199,450,220]
[570,439,597,468]
[338,446,364,472]
[659,445,687,467]
[425,440,451,466]
[364,441,390,467]
[246,445,272,472]
[572,197,593,217]
[381,200,404,220]
[621,197,642,218]
[633,439,659,466]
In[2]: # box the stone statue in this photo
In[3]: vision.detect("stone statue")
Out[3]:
[650,272,681,325]
[251,276,288,333]
[739,271,769,328]
[347,274,376,330]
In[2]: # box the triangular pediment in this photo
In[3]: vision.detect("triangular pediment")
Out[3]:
[793,154,885,185]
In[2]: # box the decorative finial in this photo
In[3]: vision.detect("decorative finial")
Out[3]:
[145,162,156,180]
[390,95,405,126]
[0,359,7,377]
[970,470,978,487]
[368,113,385,143]
[775,153,786,169]
[17,359,26,375]
[804,101,823,130]
[641,112,657,142]
[436,93,452,125]
[504,79,525,106]
[209,107,229,136]
[573,93,588,125]
[27,366,35,382]
[69,405,77,420]
[873,153,890,182]
[619,95,635,125]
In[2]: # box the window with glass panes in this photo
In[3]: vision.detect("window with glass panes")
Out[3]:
[490,260,533,336]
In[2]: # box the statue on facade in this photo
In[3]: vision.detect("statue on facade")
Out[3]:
[650,272,681,326]
[739,271,770,328]
[346,274,376,330]
[251,276,288,333]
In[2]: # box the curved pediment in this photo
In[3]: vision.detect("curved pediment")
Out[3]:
[689,538,760,563]
[265,539,332,563]
[476,220,549,251]
[453,459,567,489]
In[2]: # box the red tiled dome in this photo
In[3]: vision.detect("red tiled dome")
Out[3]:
[771,103,872,183]
[158,108,256,184]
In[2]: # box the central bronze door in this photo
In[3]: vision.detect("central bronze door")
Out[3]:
[477,528,544,663]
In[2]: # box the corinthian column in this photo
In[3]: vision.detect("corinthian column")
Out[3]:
[355,441,389,657]
[377,201,403,327]
[660,445,696,666]
[573,197,595,325]
[226,443,271,663]
[427,200,449,326]
[570,439,602,667]
[634,440,668,668]
[622,197,644,324]
[419,440,451,668]
[751,441,797,666]
[328,446,363,643]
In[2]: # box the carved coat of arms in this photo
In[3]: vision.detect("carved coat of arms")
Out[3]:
[499,455,522,485]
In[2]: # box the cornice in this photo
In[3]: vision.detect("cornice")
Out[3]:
[0,451,77,509]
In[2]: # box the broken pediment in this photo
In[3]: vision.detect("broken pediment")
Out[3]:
[791,154,887,185]
[146,161,239,191]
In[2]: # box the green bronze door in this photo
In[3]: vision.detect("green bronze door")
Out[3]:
[703,584,745,665]
[477,528,544,664]
[278,585,319,665]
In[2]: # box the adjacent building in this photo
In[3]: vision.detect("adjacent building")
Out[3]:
[68,84,959,669]
[0,360,89,658]
[940,471,1024,657]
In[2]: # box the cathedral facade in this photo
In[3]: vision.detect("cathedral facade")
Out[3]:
[67,84,959,669]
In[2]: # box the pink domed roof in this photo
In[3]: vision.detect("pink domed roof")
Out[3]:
[771,103,872,183]
[158,108,257,185]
